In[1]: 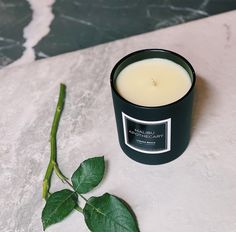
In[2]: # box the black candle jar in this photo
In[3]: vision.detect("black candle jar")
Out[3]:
[110,49,196,165]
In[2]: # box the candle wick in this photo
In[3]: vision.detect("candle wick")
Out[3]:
[152,78,157,86]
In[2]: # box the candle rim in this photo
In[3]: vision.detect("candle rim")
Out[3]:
[110,48,196,109]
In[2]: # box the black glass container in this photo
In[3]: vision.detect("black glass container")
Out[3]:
[110,49,196,165]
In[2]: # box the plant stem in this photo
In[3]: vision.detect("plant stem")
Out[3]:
[42,83,67,200]
[64,178,88,202]
[75,205,83,213]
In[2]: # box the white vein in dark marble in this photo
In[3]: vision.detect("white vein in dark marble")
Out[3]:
[146,0,210,28]
[60,14,94,27]
[10,0,55,67]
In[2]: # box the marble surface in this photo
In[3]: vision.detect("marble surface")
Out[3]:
[0,11,236,232]
[1,0,236,68]
[0,0,31,67]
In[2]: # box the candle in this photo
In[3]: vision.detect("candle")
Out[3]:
[110,49,196,165]
[115,58,191,107]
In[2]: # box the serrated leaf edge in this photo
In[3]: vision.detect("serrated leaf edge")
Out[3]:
[71,156,105,194]
[84,193,139,232]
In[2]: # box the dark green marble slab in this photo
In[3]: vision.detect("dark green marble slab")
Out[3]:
[0,0,235,67]
[0,0,32,67]
[35,0,236,58]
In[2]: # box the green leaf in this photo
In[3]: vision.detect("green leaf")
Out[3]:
[83,193,139,232]
[41,189,78,230]
[71,156,105,194]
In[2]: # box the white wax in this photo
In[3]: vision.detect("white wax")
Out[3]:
[115,58,192,107]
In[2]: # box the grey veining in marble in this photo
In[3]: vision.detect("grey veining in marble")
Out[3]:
[0,11,236,232]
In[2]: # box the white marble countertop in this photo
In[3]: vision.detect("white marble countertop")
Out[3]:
[0,11,236,232]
